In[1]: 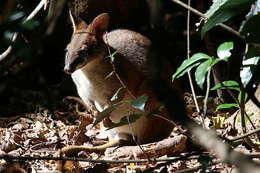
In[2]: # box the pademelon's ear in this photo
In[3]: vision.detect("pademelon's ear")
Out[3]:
[69,10,88,32]
[90,13,109,37]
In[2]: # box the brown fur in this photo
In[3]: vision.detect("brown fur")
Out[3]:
[60,13,173,158]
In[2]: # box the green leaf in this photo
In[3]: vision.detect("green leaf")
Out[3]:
[201,0,256,37]
[20,20,40,30]
[217,42,234,60]
[211,80,240,91]
[107,113,143,130]
[3,31,14,40]
[172,53,211,81]
[172,62,200,81]
[130,95,148,111]
[240,47,260,87]
[145,106,165,118]
[105,71,115,79]
[108,51,118,62]
[110,87,124,101]
[238,91,248,105]
[195,59,212,89]
[216,103,239,111]
[9,11,25,22]
[92,102,122,127]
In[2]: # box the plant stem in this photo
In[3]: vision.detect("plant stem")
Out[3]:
[203,69,211,115]
[186,0,200,113]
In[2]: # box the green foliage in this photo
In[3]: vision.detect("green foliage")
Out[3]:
[172,42,234,89]
[21,20,40,31]
[216,103,239,111]
[240,47,260,87]
[92,95,149,127]
[201,0,256,37]
[145,106,165,118]
[107,50,118,62]
[195,59,212,88]
[108,113,142,130]
[130,95,148,112]
[0,11,39,33]
[172,53,210,81]
[0,10,39,58]
[210,80,240,91]
[110,87,124,101]
[217,42,234,60]
[92,102,123,127]
[238,91,248,104]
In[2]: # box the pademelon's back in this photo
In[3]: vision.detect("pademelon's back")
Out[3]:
[104,29,151,73]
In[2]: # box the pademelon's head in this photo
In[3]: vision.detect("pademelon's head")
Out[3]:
[64,12,109,74]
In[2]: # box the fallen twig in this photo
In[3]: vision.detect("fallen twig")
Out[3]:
[228,128,260,143]
[0,152,199,164]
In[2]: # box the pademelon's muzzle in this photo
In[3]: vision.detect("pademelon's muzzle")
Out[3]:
[63,64,73,74]
[64,53,85,74]
[64,52,77,74]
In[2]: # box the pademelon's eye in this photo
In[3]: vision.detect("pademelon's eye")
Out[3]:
[78,45,88,57]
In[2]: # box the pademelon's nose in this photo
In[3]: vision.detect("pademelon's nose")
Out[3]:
[64,65,72,74]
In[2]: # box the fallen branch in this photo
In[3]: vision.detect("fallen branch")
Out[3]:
[189,122,260,173]
[228,127,260,143]
[0,151,197,164]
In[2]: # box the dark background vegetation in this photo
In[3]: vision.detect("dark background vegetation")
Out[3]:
[0,0,249,117]
[0,0,260,172]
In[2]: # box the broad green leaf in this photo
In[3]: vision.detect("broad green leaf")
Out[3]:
[110,87,124,101]
[195,59,212,89]
[216,103,239,111]
[240,47,260,87]
[92,102,123,127]
[172,53,211,81]
[130,95,148,111]
[217,42,234,60]
[108,113,143,129]
[172,62,200,81]
[211,80,240,91]
[201,0,256,37]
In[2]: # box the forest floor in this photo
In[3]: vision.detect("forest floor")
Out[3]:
[0,92,259,173]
